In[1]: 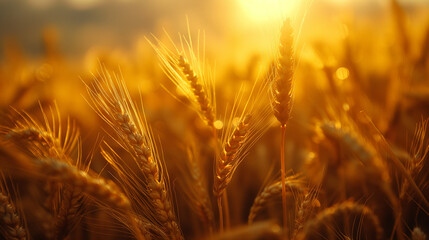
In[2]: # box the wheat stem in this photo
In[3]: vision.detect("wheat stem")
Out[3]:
[223,192,230,230]
[218,197,224,233]
[280,125,287,240]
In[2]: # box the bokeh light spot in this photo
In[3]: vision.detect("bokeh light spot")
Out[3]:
[336,67,350,80]
[214,120,224,130]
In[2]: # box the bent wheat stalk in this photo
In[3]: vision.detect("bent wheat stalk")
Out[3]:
[248,175,306,224]
[301,201,383,240]
[320,121,403,240]
[35,157,130,210]
[3,106,79,162]
[2,107,85,239]
[360,112,429,211]
[86,67,183,239]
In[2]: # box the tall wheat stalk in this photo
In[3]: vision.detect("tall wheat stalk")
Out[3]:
[271,18,295,239]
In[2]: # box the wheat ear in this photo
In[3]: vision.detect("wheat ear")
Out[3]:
[212,114,252,232]
[0,190,27,240]
[2,107,85,239]
[178,55,215,126]
[86,68,182,240]
[412,227,426,240]
[54,188,84,240]
[35,157,129,210]
[149,33,216,128]
[248,175,306,224]
[5,128,61,153]
[293,191,320,238]
[214,114,252,197]
[133,217,170,240]
[273,19,294,126]
[110,96,181,240]
[3,106,79,161]
[301,201,383,240]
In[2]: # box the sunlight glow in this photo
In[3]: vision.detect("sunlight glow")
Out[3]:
[237,0,297,23]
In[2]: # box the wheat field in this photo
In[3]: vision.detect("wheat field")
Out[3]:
[0,0,428,239]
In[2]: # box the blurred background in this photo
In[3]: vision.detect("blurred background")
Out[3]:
[2,0,429,128]
[2,0,429,175]
[1,0,429,239]
[1,0,427,61]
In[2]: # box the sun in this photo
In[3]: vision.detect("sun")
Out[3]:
[237,0,298,23]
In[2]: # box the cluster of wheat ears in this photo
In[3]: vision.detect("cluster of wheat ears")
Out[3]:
[1,2,429,239]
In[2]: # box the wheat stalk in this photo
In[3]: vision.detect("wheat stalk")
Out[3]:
[320,120,404,240]
[301,201,383,240]
[271,18,296,239]
[248,175,306,224]
[180,147,214,233]
[209,221,282,240]
[214,74,273,231]
[34,157,130,210]
[320,121,389,181]
[214,114,252,198]
[401,119,429,202]
[86,67,183,240]
[1,107,85,240]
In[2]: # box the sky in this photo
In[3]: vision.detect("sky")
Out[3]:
[0,0,427,60]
